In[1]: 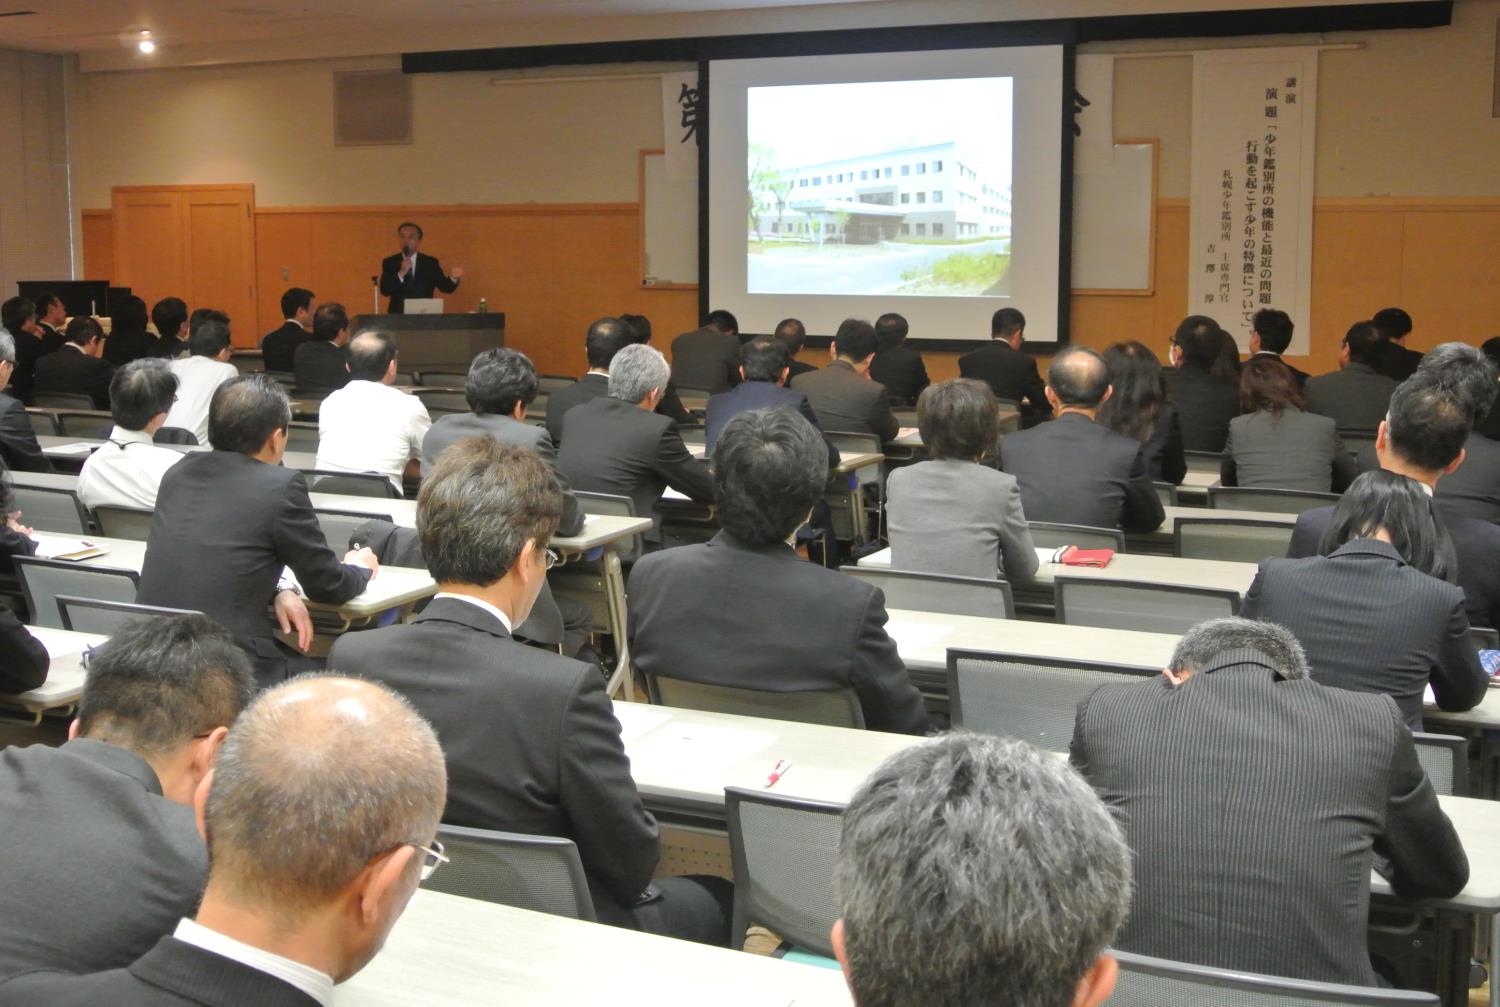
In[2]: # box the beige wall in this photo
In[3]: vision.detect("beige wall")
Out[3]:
[0,49,72,294]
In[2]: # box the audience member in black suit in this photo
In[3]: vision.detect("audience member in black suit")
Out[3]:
[957,307,1050,426]
[669,308,740,393]
[330,438,731,943]
[1433,336,1500,525]
[32,291,68,357]
[260,287,315,373]
[1072,618,1467,987]
[1248,471,1485,730]
[0,608,46,695]
[1303,320,1399,434]
[775,317,817,379]
[150,297,189,359]
[791,317,899,440]
[34,315,113,409]
[557,343,713,550]
[545,316,633,446]
[0,331,52,472]
[292,302,352,393]
[1247,307,1307,385]
[1097,341,1186,485]
[618,312,692,424]
[0,616,253,977]
[1000,346,1165,533]
[704,336,837,465]
[3,296,42,405]
[1373,306,1423,382]
[101,296,161,367]
[137,375,377,686]
[835,735,1130,1007]
[378,221,463,313]
[629,407,929,735]
[0,674,449,1006]
[1164,314,1240,452]
[869,312,930,406]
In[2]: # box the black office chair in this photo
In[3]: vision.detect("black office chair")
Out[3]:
[1109,949,1439,1005]
[298,469,401,499]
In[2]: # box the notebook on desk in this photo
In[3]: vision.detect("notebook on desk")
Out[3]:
[1035,545,1115,568]
[34,538,108,562]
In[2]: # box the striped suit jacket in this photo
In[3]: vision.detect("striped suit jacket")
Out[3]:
[1070,651,1468,987]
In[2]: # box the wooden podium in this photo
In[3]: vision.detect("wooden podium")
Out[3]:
[353,312,505,370]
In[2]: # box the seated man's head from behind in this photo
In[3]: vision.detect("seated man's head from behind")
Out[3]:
[704,309,738,337]
[1251,308,1294,356]
[1376,345,1495,482]
[1372,307,1413,344]
[874,313,908,350]
[991,306,1025,347]
[832,318,879,369]
[73,614,255,805]
[1169,315,1222,370]
[152,297,189,344]
[1046,346,1112,414]
[313,303,351,346]
[347,330,398,384]
[65,315,107,357]
[774,318,807,355]
[418,436,562,626]
[1412,341,1499,427]
[187,315,232,361]
[209,373,293,458]
[618,313,652,345]
[738,336,792,387]
[197,675,446,983]
[1163,616,1309,685]
[585,316,631,371]
[608,342,671,408]
[110,358,179,434]
[713,408,830,546]
[1341,321,1384,369]
[465,347,537,417]
[834,732,1131,1007]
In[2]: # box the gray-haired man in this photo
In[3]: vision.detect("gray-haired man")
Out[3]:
[1070,617,1468,987]
[834,733,1130,1007]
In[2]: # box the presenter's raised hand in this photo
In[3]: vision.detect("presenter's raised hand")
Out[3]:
[450,265,466,280]
[397,258,411,278]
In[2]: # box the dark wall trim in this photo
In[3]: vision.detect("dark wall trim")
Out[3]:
[403,3,1450,73]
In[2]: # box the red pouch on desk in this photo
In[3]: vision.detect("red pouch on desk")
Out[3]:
[1059,545,1115,568]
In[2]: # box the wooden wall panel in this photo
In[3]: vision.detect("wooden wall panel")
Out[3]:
[80,210,113,281]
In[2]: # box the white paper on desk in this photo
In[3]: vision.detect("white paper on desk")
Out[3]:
[661,487,690,502]
[685,443,707,458]
[1034,546,1065,565]
[627,723,777,777]
[884,619,955,650]
[612,704,673,745]
[1423,684,1436,707]
[33,537,105,560]
[45,442,98,457]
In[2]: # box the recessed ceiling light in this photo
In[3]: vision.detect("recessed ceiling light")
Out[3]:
[138,30,155,54]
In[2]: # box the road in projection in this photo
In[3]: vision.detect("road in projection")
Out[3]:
[748,239,1011,296]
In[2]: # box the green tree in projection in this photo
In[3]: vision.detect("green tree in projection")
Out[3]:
[748,142,791,244]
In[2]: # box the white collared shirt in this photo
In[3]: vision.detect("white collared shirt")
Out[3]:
[433,592,513,633]
[76,426,186,510]
[173,918,334,1007]
[316,380,432,492]
[164,356,239,445]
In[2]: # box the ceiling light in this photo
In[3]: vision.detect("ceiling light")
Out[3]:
[137,31,155,54]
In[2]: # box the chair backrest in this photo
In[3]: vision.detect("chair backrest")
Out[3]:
[843,567,1014,619]
[1153,481,1180,507]
[416,370,470,387]
[32,391,97,410]
[55,413,111,438]
[300,470,401,498]
[725,786,845,957]
[14,556,139,629]
[537,374,577,394]
[1174,517,1296,563]
[1471,625,1498,651]
[92,505,155,541]
[152,426,199,446]
[1028,521,1126,553]
[421,824,595,921]
[56,596,202,635]
[315,509,392,553]
[645,675,866,729]
[284,421,320,453]
[393,371,416,386]
[24,409,60,436]
[1109,949,1440,1006]
[947,649,1158,752]
[1054,575,1240,635]
[412,389,469,412]
[1338,428,1378,459]
[1208,486,1341,514]
[1183,449,1223,475]
[574,491,643,559]
[1411,732,1468,797]
[10,485,91,534]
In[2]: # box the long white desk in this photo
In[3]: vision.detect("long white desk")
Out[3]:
[858,548,1258,598]
[0,626,103,722]
[337,888,852,1006]
[1178,468,1218,501]
[37,435,319,473]
[1128,504,1297,553]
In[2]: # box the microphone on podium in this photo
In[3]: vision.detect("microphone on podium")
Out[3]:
[370,275,380,314]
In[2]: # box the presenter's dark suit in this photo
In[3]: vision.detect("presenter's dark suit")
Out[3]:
[556,396,713,548]
[628,531,929,735]
[957,340,1050,425]
[791,360,899,441]
[1435,431,1500,526]
[292,339,350,392]
[704,381,839,466]
[670,326,740,393]
[0,937,319,1006]
[1241,539,1486,729]
[0,608,47,695]
[379,251,459,314]
[259,322,308,373]
[1070,649,1468,987]
[868,344,930,406]
[137,451,371,685]
[0,739,206,977]
[1164,365,1240,452]
[999,412,1165,532]
[33,346,113,409]
[327,599,728,942]
[0,391,52,472]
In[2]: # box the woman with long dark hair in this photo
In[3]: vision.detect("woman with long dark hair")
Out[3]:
[1097,341,1186,485]
[1221,356,1357,492]
[1241,470,1486,729]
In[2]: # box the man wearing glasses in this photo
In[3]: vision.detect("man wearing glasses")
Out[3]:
[958,306,1051,427]
[328,436,733,946]
[0,673,447,1006]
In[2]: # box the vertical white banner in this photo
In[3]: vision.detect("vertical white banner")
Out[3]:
[1189,48,1318,354]
[661,71,701,181]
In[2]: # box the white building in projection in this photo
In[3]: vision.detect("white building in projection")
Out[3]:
[752,140,1012,244]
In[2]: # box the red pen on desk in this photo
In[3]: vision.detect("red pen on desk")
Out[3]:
[764,759,792,788]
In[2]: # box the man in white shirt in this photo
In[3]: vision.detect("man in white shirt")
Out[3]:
[315,330,430,492]
[77,359,188,511]
[0,675,448,1006]
[163,315,238,445]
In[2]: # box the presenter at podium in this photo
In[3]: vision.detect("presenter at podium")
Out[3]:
[378,221,465,313]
